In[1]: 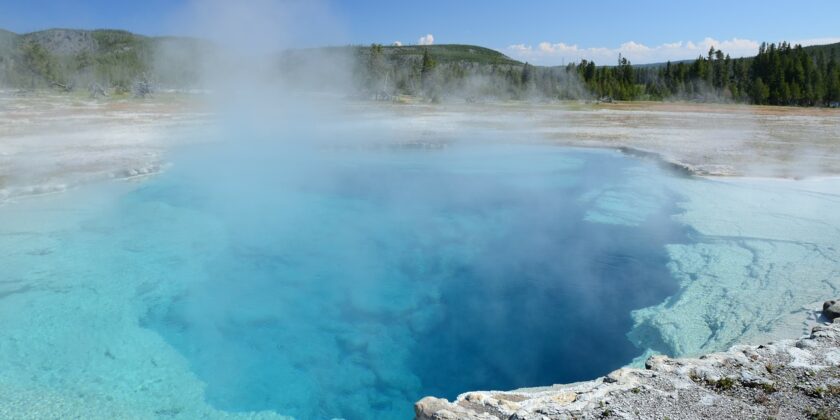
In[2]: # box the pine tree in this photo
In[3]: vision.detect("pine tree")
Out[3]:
[420,48,437,95]
[421,48,436,79]
[521,62,534,87]
[751,78,770,104]
[367,44,386,92]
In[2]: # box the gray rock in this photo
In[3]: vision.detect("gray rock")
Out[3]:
[823,299,840,320]
[739,371,774,387]
[415,397,476,420]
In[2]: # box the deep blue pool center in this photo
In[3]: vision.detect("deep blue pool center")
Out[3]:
[133,144,688,419]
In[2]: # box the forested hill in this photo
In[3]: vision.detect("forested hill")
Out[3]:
[802,42,840,60]
[0,29,210,91]
[1,28,839,107]
[351,44,521,65]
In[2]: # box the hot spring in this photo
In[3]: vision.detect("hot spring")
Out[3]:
[0,135,699,419]
[140,142,691,419]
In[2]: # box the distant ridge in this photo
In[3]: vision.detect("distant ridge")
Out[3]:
[360,44,521,65]
[1,28,522,64]
[0,28,524,90]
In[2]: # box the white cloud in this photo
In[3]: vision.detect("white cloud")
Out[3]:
[393,41,403,46]
[619,41,651,53]
[418,34,434,46]
[504,36,840,65]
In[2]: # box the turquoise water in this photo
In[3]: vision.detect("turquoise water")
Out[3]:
[0,142,689,419]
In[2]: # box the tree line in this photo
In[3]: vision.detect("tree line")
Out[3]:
[570,42,840,106]
[358,42,840,107]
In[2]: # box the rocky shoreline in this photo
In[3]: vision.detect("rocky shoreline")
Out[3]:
[415,302,840,420]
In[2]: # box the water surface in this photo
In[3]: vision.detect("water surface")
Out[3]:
[0,143,689,419]
[136,143,687,418]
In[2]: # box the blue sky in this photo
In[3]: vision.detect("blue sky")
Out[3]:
[1,0,839,64]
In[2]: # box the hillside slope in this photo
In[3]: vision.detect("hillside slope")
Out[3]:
[369,44,520,65]
[0,29,208,90]
[0,28,528,96]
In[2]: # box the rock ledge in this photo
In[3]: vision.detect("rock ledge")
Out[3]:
[416,319,840,419]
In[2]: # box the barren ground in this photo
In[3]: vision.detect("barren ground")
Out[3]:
[3,94,839,203]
